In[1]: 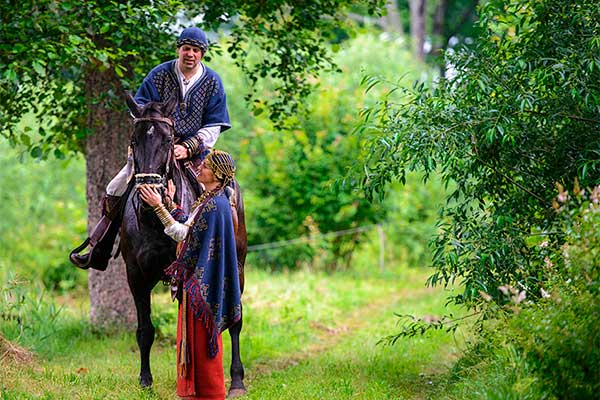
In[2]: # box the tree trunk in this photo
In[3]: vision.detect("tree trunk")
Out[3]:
[432,0,449,76]
[381,0,404,34]
[409,0,427,61]
[84,63,136,328]
[432,0,448,55]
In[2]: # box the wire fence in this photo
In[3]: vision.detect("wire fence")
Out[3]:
[247,224,378,252]
[247,223,387,270]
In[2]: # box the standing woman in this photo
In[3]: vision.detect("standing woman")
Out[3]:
[139,150,241,400]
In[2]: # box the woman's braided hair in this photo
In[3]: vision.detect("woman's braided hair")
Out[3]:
[204,149,235,187]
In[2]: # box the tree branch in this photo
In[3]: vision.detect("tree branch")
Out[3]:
[523,109,600,125]
[476,156,549,205]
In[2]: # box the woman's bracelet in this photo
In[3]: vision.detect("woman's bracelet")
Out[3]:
[153,203,176,227]
[164,196,176,212]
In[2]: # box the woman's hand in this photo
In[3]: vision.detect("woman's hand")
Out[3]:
[163,180,177,209]
[174,144,189,160]
[167,179,176,199]
[138,185,163,208]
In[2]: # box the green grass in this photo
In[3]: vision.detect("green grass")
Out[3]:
[0,266,466,400]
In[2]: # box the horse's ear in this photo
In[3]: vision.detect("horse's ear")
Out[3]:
[161,94,178,117]
[125,91,142,118]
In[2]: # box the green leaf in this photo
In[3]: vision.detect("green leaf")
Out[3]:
[54,148,65,159]
[32,62,45,76]
[20,134,31,146]
[30,146,42,158]
[4,68,17,83]
[114,64,125,78]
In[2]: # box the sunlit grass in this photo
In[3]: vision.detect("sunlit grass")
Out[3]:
[0,265,465,400]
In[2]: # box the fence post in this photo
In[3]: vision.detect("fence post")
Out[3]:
[378,223,385,272]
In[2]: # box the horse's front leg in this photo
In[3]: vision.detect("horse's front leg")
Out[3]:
[228,312,246,397]
[130,282,155,388]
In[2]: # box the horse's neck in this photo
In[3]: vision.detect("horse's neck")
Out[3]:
[173,167,197,213]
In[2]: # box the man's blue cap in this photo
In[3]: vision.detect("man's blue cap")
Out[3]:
[177,27,208,52]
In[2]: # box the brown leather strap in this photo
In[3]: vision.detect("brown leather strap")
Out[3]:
[133,116,174,127]
[231,205,239,236]
[88,216,112,247]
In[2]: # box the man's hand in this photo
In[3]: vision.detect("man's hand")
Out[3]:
[174,144,189,160]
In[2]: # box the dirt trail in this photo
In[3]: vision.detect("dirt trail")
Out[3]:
[247,285,443,377]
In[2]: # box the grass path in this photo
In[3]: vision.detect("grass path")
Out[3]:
[1,267,466,399]
[239,273,465,399]
[248,285,440,375]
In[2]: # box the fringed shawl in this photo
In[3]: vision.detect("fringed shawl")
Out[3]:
[165,192,241,358]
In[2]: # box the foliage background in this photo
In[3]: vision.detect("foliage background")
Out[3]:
[357,0,600,307]
[2,1,599,398]
[0,30,445,287]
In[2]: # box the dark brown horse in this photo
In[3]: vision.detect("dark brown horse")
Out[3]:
[119,92,247,396]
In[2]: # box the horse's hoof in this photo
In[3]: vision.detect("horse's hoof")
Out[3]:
[139,374,153,388]
[228,388,247,398]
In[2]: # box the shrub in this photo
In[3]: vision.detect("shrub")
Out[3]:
[446,185,600,399]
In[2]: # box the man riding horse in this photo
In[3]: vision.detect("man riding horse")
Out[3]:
[70,26,231,270]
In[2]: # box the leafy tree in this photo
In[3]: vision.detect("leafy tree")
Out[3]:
[356,0,600,307]
[236,33,422,271]
[0,0,384,326]
[242,102,383,271]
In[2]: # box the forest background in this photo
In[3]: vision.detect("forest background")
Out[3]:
[1,0,599,399]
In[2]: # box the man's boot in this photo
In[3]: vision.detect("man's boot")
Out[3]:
[69,195,122,271]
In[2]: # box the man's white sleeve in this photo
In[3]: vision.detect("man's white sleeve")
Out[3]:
[197,125,221,148]
[106,157,134,196]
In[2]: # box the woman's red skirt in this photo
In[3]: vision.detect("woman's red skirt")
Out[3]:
[176,301,225,400]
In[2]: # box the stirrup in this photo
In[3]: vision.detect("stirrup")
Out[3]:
[69,238,112,271]
[69,238,92,269]
[69,215,114,270]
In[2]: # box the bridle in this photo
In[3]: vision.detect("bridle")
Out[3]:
[131,116,176,191]
[133,116,174,128]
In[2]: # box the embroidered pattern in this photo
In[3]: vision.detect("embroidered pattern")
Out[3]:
[151,67,220,139]
[208,237,222,261]
[164,192,241,358]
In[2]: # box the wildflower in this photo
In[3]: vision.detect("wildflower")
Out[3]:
[512,290,526,304]
[557,190,569,203]
[498,285,512,296]
[422,315,441,324]
[479,290,493,302]
[591,185,600,204]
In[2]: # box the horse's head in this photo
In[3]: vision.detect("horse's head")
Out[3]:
[125,92,177,189]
